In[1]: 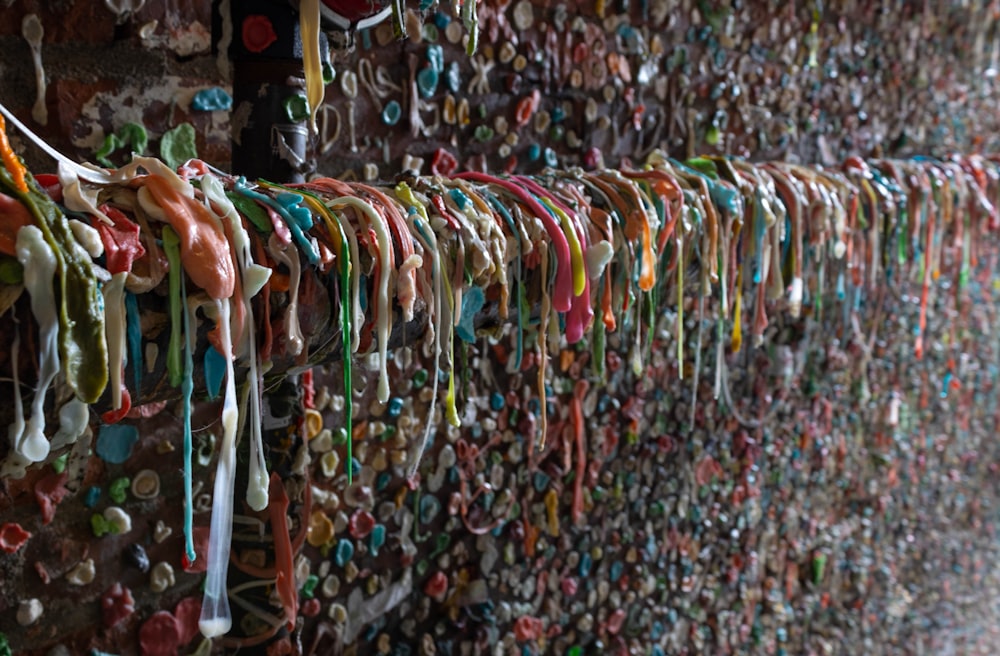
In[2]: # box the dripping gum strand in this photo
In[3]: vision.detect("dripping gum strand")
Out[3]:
[597,171,659,291]
[162,226,196,565]
[454,179,509,307]
[438,237,461,429]
[406,215,443,478]
[266,233,305,357]
[0,163,109,403]
[298,189,355,481]
[199,298,238,638]
[518,181,593,343]
[536,244,550,452]
[102,271,128,412]
[201,173,271,510]
[514,176,587,297]
[13,226,58,462]
[299,0,324,134]
[352,183,422,323]
[303,180,365,352]
[324,195,393,403]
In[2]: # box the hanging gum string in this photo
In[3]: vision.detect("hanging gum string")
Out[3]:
[483,190,524,365]
[666,162,719,286]
[514,176,587,297]
[199,295,239,639]
[438,233,461,429]
[353,183,422,323]
[202,173,271,510]
[13,226,58,462]
[916,172,939,359]
[454,179,510,307]
[406,214,443,478]
[266,233,305,357]
[1,163,108,404]
[766,165,804,317]
[300,181,363,352]
[299,0,324,134]
[394,183,448,469]
[296,188,354,482]
[604,170,659,291]
[536,244,550,451]
[535,194,590,342]
[162,225,196,564]
[323,195,393,403]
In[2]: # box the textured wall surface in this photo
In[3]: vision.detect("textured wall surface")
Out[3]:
[1,2,1000,656]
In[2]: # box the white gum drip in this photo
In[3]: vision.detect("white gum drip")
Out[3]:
[49,399,90,451]
[103,271,128,410]
[267,234,304,357]
[325,197,391,402]
[14,225,59,462]
[199,299,238,639]
[407,218,442,479]
[201,173,271,511]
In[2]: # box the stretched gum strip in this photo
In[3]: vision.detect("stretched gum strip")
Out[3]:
[589,172,657,291]
[428,193,468,326]
[534,192,593,342]
[138,172,235,301]
[296,180,365,352]
[482,190,524,366]
[535,245,550,450]
[267,472,298,630]
[765,165,804,317]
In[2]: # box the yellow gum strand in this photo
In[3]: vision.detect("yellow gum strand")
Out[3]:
[299,0,324,133]
[859,178,880,286]
[539,196,586,297]
[395,183,430,222]
[732,268,743,353]
[440,260,460,428]
[301,193,346,263]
